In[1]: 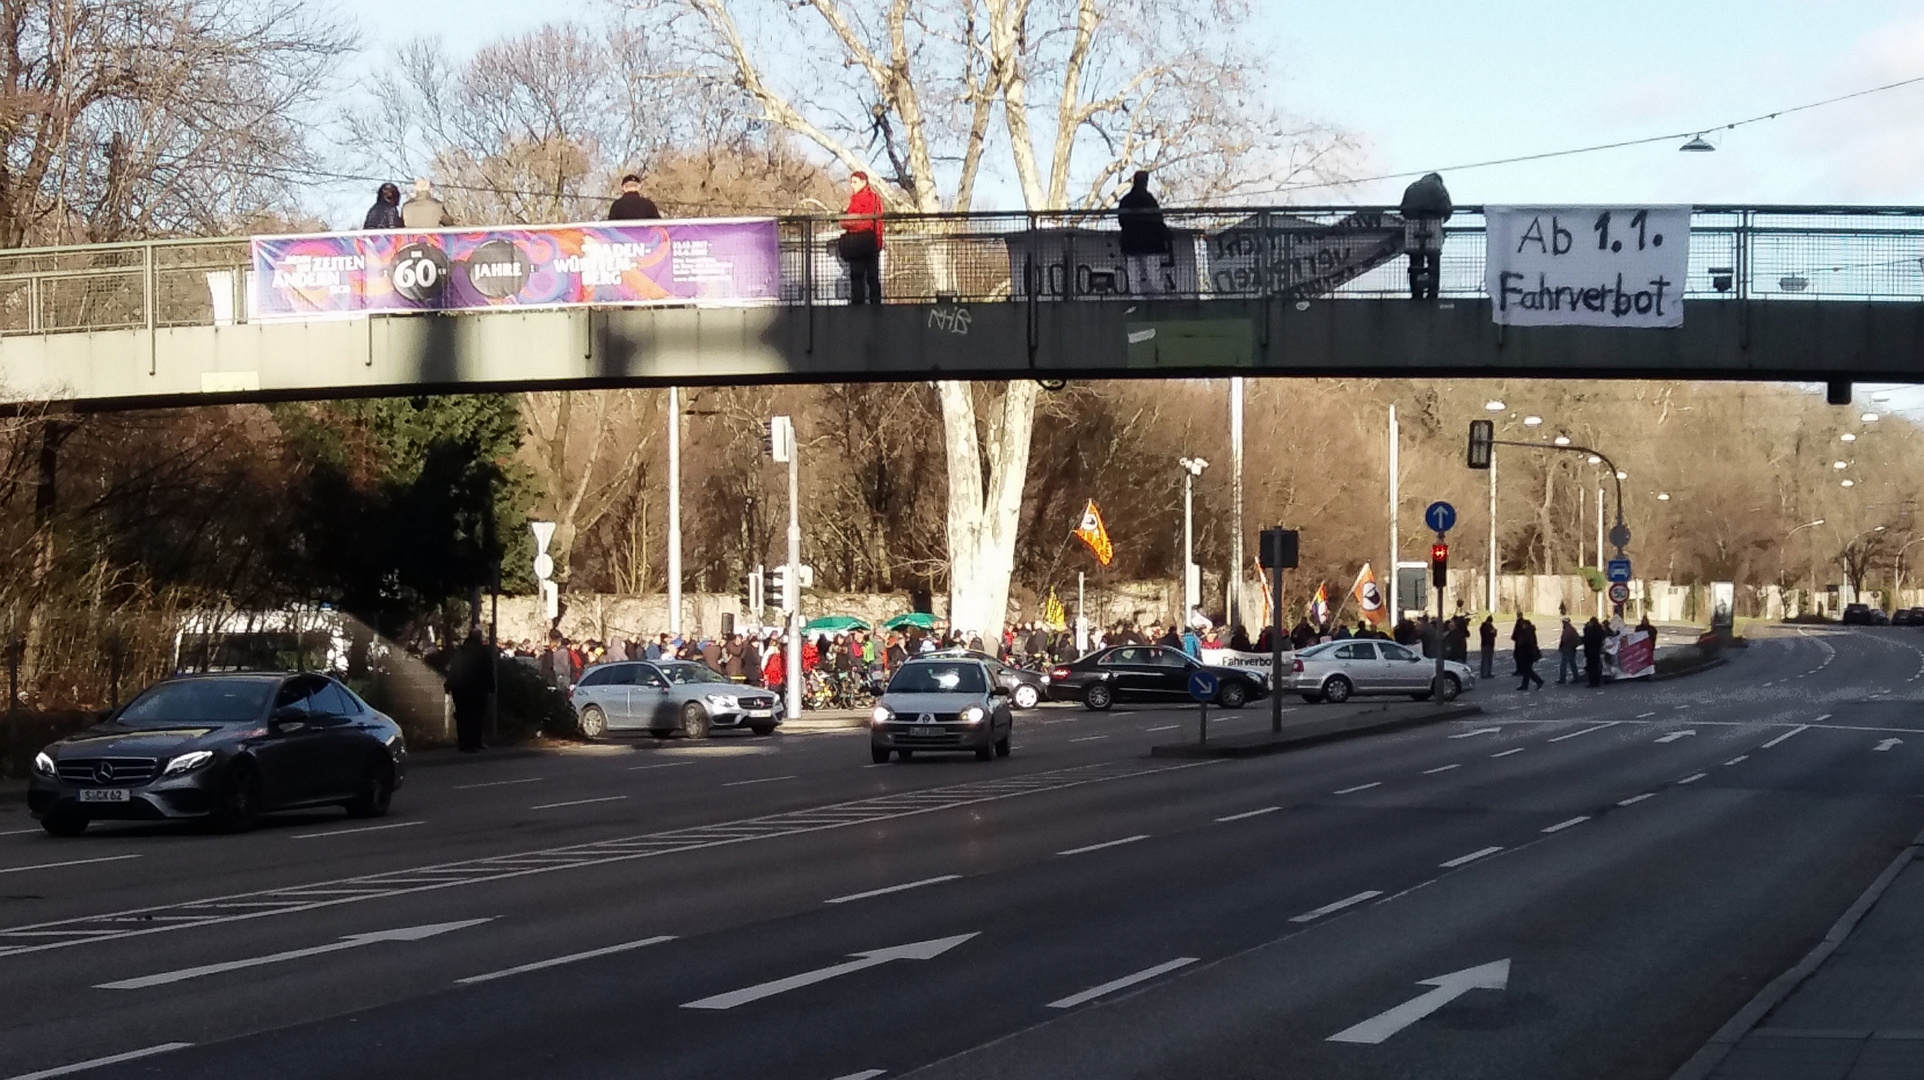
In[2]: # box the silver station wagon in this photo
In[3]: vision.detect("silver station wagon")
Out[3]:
[571,660,781,739]
[1290,640,1476,704]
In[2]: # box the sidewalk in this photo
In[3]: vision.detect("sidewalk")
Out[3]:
[1674,828,1924,1080]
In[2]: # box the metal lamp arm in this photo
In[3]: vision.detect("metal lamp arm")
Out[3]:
[1490,439,1629,556]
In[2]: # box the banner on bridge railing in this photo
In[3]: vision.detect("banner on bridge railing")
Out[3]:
[250,218,781,320]
[1484,206,1691,328]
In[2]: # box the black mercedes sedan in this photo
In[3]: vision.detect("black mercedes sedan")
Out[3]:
[27,672,406,836]
[1047,645,1270,711]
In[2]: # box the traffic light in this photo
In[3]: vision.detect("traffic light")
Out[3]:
[1430,542,1449,588]
[1467,420,1494,470]
[766,415,793,463]
[746,565,764,612]
[770,566,792,613]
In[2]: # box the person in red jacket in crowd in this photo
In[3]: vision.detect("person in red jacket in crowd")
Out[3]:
[762,641,785,692]
[801,636,820,672]
[840,172,884,304]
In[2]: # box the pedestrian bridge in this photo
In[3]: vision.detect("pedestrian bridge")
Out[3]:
[2,205,1921,409]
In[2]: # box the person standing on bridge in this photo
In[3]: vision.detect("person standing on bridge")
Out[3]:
[839,171,884,304]
[401,178,451,229]
[1117,170,1172,295]
[1399,172,1452,301]
[608,174,661,221]
[362,183,403,230]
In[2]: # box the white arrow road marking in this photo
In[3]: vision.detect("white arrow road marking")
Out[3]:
[1653,730,1696,744]
[1448,727,1500,739]
[1876,738,1904,752]
[97,919,492,990]
[682,933,978,1010]
[6,1043,194,1080]
[1047,957,1200,1008]
[1328,959,1510,1044]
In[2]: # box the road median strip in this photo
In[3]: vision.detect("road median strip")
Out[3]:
[1151,703,1483,759]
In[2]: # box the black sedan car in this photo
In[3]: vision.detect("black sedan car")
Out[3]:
[1047,645,1269,710]
[28,672,406,836]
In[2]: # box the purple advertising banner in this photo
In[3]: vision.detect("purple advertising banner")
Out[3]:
[251,218,780,320]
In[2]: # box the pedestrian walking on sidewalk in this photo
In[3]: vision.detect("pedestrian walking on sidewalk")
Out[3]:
[1512,616,1544,691]
[1557,617,1580,683]
[1479,615,1497,679]
[446,629,493,752]
[1583,617,1607,687]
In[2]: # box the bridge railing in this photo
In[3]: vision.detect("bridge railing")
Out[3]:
[0,207,1918,338]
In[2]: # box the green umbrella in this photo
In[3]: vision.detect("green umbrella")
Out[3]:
[881,612,939,631]
[803,615,871,633]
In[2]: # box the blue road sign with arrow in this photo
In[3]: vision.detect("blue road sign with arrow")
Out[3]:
[1607,558,1632,583]
[1425,501,1457,533]
[1188,670,1219,703]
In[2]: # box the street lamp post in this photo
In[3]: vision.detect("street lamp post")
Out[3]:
[667,386,682,637]
[1785,518,1824,617]
[1179,457,1208,622]
[1484,400,1503,612]
[1894,535,1924,607]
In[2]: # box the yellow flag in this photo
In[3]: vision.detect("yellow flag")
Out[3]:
[1073,500,1113,566]
[1043,589,1067,630]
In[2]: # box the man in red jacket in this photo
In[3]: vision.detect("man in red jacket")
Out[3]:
[841,172,884,304]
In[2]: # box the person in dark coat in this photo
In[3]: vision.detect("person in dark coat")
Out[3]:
[608,174,661,220]
[362,183,404,230]
[741,635,763,687]
[1116,170,1172,295]
[1446,617,1469,662]
[1229,625,1253,652]
[1398,171,1452,300]
[1557,618,1581,684]
[1479,615,1497,679]
[1582,617,1607,687]
[446,629,494,752]
[1512,615,1544,691]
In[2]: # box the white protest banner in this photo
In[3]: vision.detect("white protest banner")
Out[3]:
[1200,648,1289,678]
[1485,206,1690,328]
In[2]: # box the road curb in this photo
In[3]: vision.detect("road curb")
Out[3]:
[1653,656,1730,682]
[1148,704,1483,759]
[1665,825,1924,1080]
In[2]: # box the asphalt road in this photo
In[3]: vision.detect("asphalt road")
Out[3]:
[4,626,1924,1080]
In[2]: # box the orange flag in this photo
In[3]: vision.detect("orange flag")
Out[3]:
[1073,500,1113,566]
[1350,563,1388,625]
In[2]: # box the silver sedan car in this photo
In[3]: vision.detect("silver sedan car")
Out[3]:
[869,658,1014,764]
[1289,640,1476,703]
[571,660,781,739]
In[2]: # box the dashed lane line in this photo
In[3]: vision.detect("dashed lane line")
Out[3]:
[0,855,141,876]
[1288,891,1383,923]
[290,822,424,840]
[531,795,631,810]
[1726,755,1749,765]
[455,935,676,985]
[0,759,1209,959]
[1677,772,1708,785]
[823,875,962,905]
[1491,748,1525,758]
[1057,835,1150,857]
[1762,725,1811,749]
[1549,722,1620,743]
[1439,846,1503,869]
[1618,793,1655,806]
[1541,816,1590,834]
[1421,764,1461,775]
[1216,806,1280,823]
[1047,957,1200,1009]
[720,776,798,787]
[4,1043,195,1080]
[1333,782,1381,795]
[454,777,543,789]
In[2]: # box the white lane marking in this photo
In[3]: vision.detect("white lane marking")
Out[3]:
[1653,730,1696,744]
[628,761,695,771]
[1635,712,1657,718]
[1490,748,1525,758]
[1541,816,1590,834]
[291,821,424,840]
[455,777,543,789]
[456,935,676,984]
[1449,728,1501,739]
[1675,704,1690,710]
[1069,735,1110,743]
[0,827,47,836]
[721,775,798,787]
[1549,722,1619,743]
[530,795,631,810]
[1617,793,1655,806]
[684,934,978,1010]
[1145,725,1179,733]
[1327,959,1510,1044]
[1216,806,1280,823]
[1813,714,1833,723]
[1333,782,1381,795]
[829,1072,888,1080]
[0,854,141,876]
[1875,738,1904,752]
[1762,725,1810,749]
[4,1043,195,1079]
[1047,957,1200,1009]
[1726,755,1749,765]
[1288,891,1383,923]
[824,875,963,905]
[1677,772,1707,785]
[1057,834,1149,856]
[1439,846,1503,869]
[99,919,492,990]
[1421,764,1460,775]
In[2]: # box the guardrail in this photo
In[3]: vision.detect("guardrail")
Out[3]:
[0,206,1918,338]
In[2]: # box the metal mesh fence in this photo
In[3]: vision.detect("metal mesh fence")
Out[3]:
[0,210,1918,337]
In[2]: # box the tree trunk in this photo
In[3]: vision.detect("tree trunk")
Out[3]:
[940,380,1038,635]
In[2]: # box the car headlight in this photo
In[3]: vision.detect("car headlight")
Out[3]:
[32,751,54,776]
[162,750,215,775]
[961,705,986,724]
[871,705,892,725]
[702,693,739,708]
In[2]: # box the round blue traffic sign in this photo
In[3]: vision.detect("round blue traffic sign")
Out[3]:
[1187,670,1219,703]
[1425,501,1457,533]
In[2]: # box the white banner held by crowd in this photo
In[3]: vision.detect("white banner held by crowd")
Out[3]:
[1484,206,1690,328]
[1200,648,1289,676]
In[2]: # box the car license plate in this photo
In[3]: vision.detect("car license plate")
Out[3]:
[912,725,943,735]
[745,708,773,718]
[78,788,131,803]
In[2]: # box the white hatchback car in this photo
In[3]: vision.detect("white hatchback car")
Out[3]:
[1289,640,1475,703]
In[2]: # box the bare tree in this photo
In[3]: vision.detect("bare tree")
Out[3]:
[662,0,1348,632]
[0,0,351,246]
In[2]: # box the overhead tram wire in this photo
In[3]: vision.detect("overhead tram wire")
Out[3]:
[1241,71,1924,199]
